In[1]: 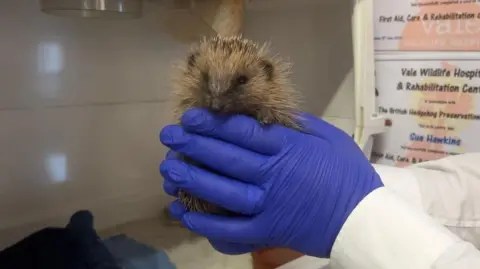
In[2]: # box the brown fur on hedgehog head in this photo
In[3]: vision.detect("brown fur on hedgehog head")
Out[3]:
[171,35,302,129]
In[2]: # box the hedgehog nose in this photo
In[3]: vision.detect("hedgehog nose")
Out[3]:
[210,99,223,112]
[210,101,220,111]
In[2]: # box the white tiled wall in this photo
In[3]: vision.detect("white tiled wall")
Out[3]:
[0,0,354,248]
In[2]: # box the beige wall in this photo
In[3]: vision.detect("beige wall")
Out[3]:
[0,0,354,247]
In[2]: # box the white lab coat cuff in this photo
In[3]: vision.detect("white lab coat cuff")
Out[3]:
[373,164,424,209]
[330,187,461,269]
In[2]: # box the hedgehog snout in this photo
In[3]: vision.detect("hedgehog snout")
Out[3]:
[208,96,239,114]
[210,98,222,111]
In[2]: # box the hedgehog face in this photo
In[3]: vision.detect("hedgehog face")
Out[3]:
[172,36,299,126]
[184,44,274,118]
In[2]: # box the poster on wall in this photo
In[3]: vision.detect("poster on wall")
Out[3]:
[372,59,480,167]
[374,0,480,51]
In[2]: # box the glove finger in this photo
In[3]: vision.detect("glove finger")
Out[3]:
[181,212,265,244]
[160,159,265,215]
[179,108,286,156]
[163,179,179,197]
[169,199,187,220]
[160,124,269,184]
[162,150,180,196]
[208,240,256,255]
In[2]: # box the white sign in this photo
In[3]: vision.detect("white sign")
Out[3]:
[374,0,480,51]
[372,59,480,167]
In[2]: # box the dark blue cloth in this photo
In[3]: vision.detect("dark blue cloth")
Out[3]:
[0,210,120,269]
[104,234,176,269]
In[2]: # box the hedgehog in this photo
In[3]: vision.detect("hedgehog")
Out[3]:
[168,35,303,215]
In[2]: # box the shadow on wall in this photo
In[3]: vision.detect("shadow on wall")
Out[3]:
[244,2,354,117]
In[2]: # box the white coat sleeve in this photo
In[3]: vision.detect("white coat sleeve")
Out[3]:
[330,153,480,269]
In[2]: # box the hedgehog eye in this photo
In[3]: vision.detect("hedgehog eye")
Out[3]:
[235,75,249,85]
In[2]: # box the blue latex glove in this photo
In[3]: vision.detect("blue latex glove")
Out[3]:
[159,108,383,258]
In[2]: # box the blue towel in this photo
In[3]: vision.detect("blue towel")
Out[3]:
[104,234,176,269]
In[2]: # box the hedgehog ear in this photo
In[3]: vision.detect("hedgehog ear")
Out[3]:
[187,52,199,68]
[260,59,274,80]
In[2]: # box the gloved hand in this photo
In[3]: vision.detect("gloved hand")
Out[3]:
[159,108,383,258]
